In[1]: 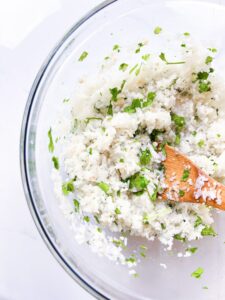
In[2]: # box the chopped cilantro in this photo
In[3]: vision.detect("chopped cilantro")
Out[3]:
[159,52,185,65]
[98,182,110,194]
[143,213,149,225]
[89,148,93,155]
[52,156,59,170]
[119,158,124,163]
[97,227,102,233]
[115,207,121,215]
[73,199,80,212]
[142,54,150,61]
[198,139,205,148]
[107,102,113,115]
[143,92,156,107]
[113,44,120,52]
[186,247,198,254]
[85,117,103,124]
[119,63,128,71]
[129,173,149,191]
[199,81,211,93]
[174,234,186,242]
[181,43,186,47]
[135,64,142,76]
[110,87,120,102]
[201,226,216,236]
[208,48,217,53]
[124,98,142,113]
[63,98,70,103]
[191,267,204,279]
[104,56,110,60]
[197,71,209,80]
[205,56,213,65]
[171,113,186,129]
[181,169,190,182]
[203,286,208,290]
[154,26,162,34]
[126,255,136,264]
[48,128,54,153]
[194,216,203,228]
[161,223,166,230]
[140,149,152,165]
[184,32,190,36]
[62,180,75,195]
[83,216,90,222]
[192,131,197,136]
[179,189,185,197]
[129,63,139,74]
[94,215,100,224]
[150,185,158,202]
[113,239,125,248]
[135,42,144,53]
[78,51,88,62]
[175,133,181,145]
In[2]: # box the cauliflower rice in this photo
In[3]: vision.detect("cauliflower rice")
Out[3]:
[49,31,225,270]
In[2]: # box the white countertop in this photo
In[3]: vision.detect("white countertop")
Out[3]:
[0,1,102,299]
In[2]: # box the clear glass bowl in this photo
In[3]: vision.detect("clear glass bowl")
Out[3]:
[20,0,225,299]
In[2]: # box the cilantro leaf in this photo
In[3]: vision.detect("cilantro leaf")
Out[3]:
[174,234,186,242]
[143,92,156,107]
[115,207,121,215]
[154,26,162,34]
[52,156,59,170]
[199,81,211,93]
[140,149,152,165]
[48,128,54,153]
[73,199,80,212]
[205,56,213,65]
[191,267,204,279]
[62,180,75,195]
[113,44,120,52]
[98,182,110,194]
[119,63,128,71]
[181,169,190,182]
[179,189,185,197]
[78,51,88,62]
[142,54,150,61]
[201,226,216,236]
[83,216,90,222]
[159,52,185,65]
[124,98,142,113]
[129,173,149,191]
[186,247,198,254]
[171,113,186,129]
[194,216,203,228]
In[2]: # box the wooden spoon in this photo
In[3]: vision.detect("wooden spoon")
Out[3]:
[162,144,225,210]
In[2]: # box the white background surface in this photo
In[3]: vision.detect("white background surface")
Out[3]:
[0,0,102,299]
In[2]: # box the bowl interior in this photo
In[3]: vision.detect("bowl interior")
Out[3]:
[23,0,225,299]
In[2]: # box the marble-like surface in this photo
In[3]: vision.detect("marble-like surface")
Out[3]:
[0,1,102,299]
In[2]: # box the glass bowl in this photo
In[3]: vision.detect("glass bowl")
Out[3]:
[20,0,225,299]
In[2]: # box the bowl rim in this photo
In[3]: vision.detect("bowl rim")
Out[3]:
[20,1,117,299]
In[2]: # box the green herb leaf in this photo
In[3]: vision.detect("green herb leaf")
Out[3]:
[143,213,149,225]
[85,117,103,124]
[154,26,162,34]
[119,63,128,71]
[184,32,190,36]
[107,102,113,115]
[194,216,203,228]
[150,185,158,202]
[113,239,125,248]
[150,129,165,142]
[140,149,152,165]
[175,133,181,145]
[208,48,217,53]
[62,180,75,195]
[191,267,204,279]
[124,98,142,113]
[78,51,88,61]
[129,63,139,74]
[198,139,205,148]
[89,148,93,155]
[126,255,136,264]
[48,128,54,153]
[205,56,213,65]
[129,173,149,191]
[115,207,121,215]
[181,44,186,48]
[179,189,185,197]
[113,44,120,52]
[161,223,166,230]
[142,54,150,61]
[201,226,216,236]
[181,169,190,182]
[174,234,186,242]
[199,81,211,93]
[197,71,209,80]
[171,113,186,129]
[110,87,119,102]
[52,156,59,170]
[83,216,90,222]
[98,182,110,194]
[135,42,144,53]
[73,199,80,212]
[143,92,156,107]
[63,98,70,103]
[186,247,198,254]
[159,52,185,65]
